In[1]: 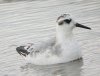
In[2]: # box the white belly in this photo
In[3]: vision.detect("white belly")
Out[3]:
[61,42,82,62]
[24,40,82,65]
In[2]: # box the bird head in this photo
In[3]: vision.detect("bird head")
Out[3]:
[57,14,91,30]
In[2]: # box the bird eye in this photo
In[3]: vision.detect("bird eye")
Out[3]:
[64,19,72,24]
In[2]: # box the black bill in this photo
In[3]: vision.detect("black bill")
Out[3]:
[75,23,91,30]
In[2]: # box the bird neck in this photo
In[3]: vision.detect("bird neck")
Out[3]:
[56,26,73,44]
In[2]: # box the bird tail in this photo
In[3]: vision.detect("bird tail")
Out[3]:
[16,46,30,57]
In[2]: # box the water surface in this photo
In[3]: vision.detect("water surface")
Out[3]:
[0,0,100,76]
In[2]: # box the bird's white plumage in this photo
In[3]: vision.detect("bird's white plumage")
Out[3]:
[22,14,82,65]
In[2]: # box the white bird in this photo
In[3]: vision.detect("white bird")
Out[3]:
[16,14,91,65]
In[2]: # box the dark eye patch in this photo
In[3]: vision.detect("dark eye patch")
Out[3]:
[64,19,72,24]
[58,19,72,25]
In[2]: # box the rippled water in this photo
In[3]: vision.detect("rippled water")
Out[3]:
[3,60,83,76]
[20,60,82,76]
[0,0,100,76]
[0,0,43,4]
